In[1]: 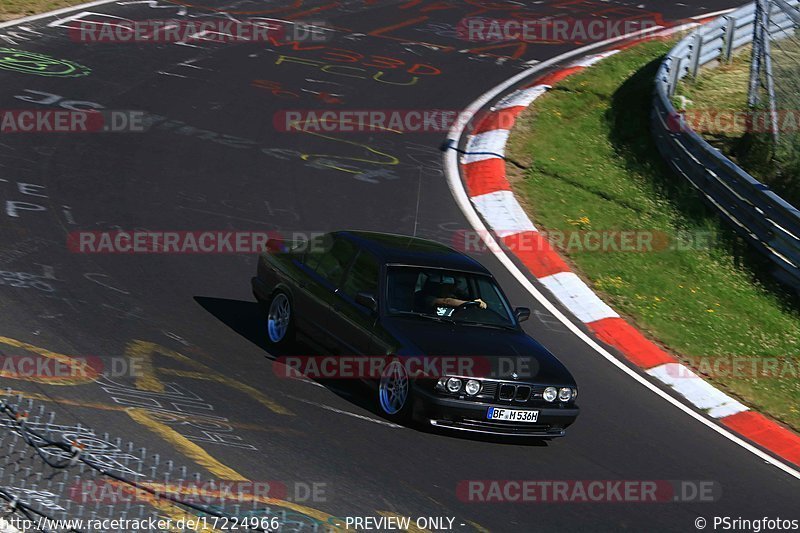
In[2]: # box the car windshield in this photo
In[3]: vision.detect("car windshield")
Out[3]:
[386,266,515,327]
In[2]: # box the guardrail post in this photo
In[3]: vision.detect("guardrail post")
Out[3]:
[690,33,704,77]
[669,57,683,95]
[749,0,766,106]
[724,16,737,61]
[763,1,781,142]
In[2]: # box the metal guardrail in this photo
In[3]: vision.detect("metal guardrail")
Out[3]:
[652,1,800,292]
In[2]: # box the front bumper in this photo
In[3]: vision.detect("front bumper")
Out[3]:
[415,386,579,438]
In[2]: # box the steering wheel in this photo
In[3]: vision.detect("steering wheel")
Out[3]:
[451,300,481,315]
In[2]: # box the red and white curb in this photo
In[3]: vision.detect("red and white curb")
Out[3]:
[458,46,800,467]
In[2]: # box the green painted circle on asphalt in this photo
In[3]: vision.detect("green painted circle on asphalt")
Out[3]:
[0,48,91,77]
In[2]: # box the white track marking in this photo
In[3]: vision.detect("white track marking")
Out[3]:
[538,272,620,323]
[470,191,538,237]
[494,85,551,110]
[285,395,402,429]
[571,50,621,67]
[462,130,511,163]
[647,363,749,419]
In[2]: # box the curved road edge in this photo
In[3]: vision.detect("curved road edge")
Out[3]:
[0,0,119,28]
[442,19,800,479]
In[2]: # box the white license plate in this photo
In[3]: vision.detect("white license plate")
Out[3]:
[487,407,539,423]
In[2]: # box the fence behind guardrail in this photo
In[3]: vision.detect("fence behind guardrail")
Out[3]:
[652,0,800,293]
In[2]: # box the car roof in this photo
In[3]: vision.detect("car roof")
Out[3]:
[335,231,490,274]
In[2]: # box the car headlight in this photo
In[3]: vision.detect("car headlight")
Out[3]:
[446,377,462,393]
[465,379,481,396]
[572,388,578,400]
[558,387,573,402]
[543,386,558,402]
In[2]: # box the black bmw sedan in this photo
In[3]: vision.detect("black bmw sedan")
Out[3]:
[252,231,578,438]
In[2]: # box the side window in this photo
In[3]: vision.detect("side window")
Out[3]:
[475,277,511,317]
[315,237,357,286]
[302,234,332,271]
[342,251,380,300]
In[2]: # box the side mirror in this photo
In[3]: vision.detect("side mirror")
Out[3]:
[355,292,378,313]
[514,307,531,323]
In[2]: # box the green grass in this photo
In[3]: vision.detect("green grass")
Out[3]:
[506,39,800,430]
[675,46,800,207]
[0,0,87,21]
[674,47,752,111]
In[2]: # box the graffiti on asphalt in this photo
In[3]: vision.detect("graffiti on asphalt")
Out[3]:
[0,48,90,77]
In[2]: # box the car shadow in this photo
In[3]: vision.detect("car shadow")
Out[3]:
[193,295,378,413]
[193,296,288,357]
[194,295,552,447]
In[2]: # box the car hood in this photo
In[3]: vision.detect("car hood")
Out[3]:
[380,316,576,385]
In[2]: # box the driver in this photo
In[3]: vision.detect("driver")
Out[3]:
[424,276,487,317]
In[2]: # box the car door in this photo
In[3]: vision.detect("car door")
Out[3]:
[326,248,381,356]
[300,235,358,349]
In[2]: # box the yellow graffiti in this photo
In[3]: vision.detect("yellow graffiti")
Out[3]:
[275,55,422,86]
[276,98,403,174]
[125,340,292,416]
[0,336,98,385]
[158,368,292,416]
[3,391,338,530]
[123,412,352,532]
[0,340,479,533]
[5,390,283,432]
[0,336,291,415]
[128,408,247,481]
[298,129,400,174]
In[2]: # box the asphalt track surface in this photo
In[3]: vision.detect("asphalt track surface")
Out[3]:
[0,1,798,531]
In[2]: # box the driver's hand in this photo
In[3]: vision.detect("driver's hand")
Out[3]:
[474,299,487,309]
